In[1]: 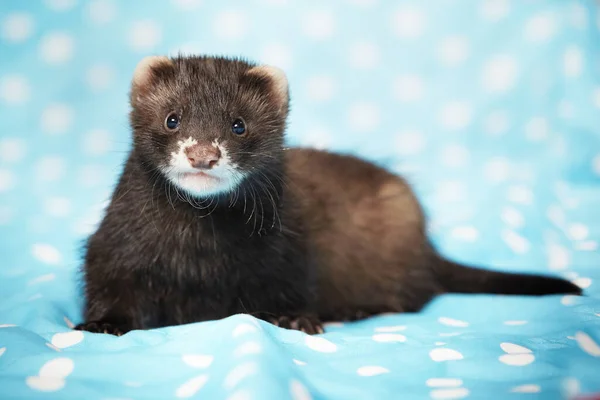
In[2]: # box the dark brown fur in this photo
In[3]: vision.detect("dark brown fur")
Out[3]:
[76,55,581,336]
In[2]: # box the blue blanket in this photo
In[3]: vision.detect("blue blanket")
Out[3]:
[1,1,599,399]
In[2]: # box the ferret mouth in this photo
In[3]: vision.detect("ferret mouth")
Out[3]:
[180,171,221,182]
[163,167,239,198]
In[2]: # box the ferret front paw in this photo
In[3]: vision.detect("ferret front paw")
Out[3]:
[75,321,128,336]
[269,315,324,335]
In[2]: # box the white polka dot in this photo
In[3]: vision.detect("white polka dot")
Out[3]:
[450,226,479,242]
[525,117,549,141]
[26,376,65,392]
[426,378,463,388]
[43,197,71,217]
[293,359,306,366]
[39,32,74,64]
[2,13,34,42]
[372,333,406,343]
[305,75,335,102]
[393,74,424,102]
[0,169,15,192]
[82,129,112,156]
[563,378,580,398]
[435,181,466,202]
[85,0,116,24]
[483,110,510,136]
[547,244,569,270]
[507,185,533,205]
[129,20,161,51]
[502,229,530,254]
[437,36,469,66]
[41,104,74,135]
[374,325,406,333]
[561,295,578,306]
[348,41,381,69]
[567,223,588,241]
[573,277,592,289]
[175,374,208,398]
[305,335,337,352]
[575,241,598,251]
[391,6,425,38]
[226,389,252,400]
[511,384,540,393]
[429,348,464,362]
[234,341,261,357]
[357,366,389,376]
[32,243,62,265]
[300,126,332,150]
[430,388,469,400]
[504,320,528,326]
[570,3,587,28]
[39,357,74,378]
[592,88,600,110]
[395,130,425,155]
[290,379,312,400]
[435,342,446,346]
[44,0,77,11]
[439,101,472,131]
[558,100,574,119]
[525,13,556,42]
[501,207,523,228]
[182,354,213,368]
[438,317,469,328]
[481,55,518,93]
[575,332,600,357]
[86,64,114,91]
[28,273,56,285]
[348,102,381,133]
[51,331,84,349]
[0,138,26,163]
[547,205,565,227]
[232,323,258,337]
[301,10,335,39]
[35,157,66,182]
[224,362,258,389]
[501,343,532,354]
[480,0,510,21]
[564,46,583,77]
[0,75,31,104]
[77,164,108,187]
[440,145,469,167]
[261,43,292,70]
[171,0,202,9]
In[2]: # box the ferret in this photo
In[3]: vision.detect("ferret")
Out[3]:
[75,55,581,336]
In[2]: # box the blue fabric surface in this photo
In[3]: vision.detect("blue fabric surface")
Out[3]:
[1,1,600,399]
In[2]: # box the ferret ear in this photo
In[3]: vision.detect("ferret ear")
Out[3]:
[130,56,174,105]
[245,65,289,114]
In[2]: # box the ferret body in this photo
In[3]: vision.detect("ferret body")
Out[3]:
[76,56,580,335]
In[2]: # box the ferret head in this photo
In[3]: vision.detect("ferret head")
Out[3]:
[129,55,289,198]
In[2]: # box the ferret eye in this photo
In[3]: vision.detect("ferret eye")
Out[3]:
[231,118,246,136]
[164,113,180,131]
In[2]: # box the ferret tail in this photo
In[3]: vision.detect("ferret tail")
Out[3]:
[436,257,582,296]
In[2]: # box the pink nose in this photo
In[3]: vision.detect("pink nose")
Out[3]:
[185,144,221,169]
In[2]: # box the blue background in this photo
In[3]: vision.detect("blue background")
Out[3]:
[1,0,599,399]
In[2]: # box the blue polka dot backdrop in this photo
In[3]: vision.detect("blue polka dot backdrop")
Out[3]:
[1,0,600,399]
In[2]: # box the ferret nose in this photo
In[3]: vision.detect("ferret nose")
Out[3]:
[185,144,222,169]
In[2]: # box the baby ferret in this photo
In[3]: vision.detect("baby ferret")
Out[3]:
[76,55,581,335]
